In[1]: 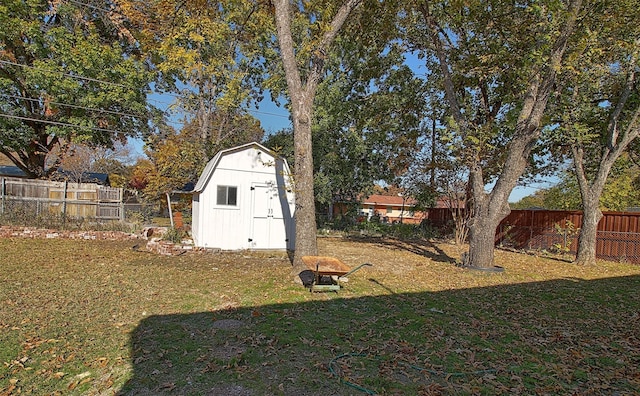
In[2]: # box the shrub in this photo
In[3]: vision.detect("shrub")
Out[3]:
[163,227,187,244]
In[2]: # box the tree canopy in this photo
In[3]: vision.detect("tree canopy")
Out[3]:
[118,0,271,160]
[402,0,588,268]
[4,0,639,271]
[539,0,640,264]
[0,0,154,178]
[513,156,640,212]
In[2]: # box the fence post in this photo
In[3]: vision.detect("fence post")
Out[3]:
[62,181,68,228]
[63,181,68,218]
[529,210,533,250]
[119,187,124,222]
[166,192,174,228]
[1,177,5,215]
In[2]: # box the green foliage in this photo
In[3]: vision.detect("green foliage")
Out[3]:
[542,173,583,211]
[514,157,640,211]
[119,0,271,156]
[163,227,187,244]
[264,15,432,209]
[135,128,205,201]
[510,190,546,210]
[401,0,574,179]
[552,220,578,254]
[0,0,155,178]
[263,129,294,166]
[264,123,381,210]
[599,157,640,211]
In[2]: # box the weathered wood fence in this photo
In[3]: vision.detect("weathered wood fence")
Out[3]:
[423,208,640,264]
[1,177,124,221]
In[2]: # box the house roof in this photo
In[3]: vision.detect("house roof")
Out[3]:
[0,165,27,178]
[193,141,291,193]
[362,194,417,206]
[434,196,465,209]
[53,170,110,185]
[0,165,110,185]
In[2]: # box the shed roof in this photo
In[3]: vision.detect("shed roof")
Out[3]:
[193,142,288,193]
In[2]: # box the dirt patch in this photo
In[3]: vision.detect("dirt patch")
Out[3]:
[212,319,245,330]
[210,341,246,361]
[206,384,252,396]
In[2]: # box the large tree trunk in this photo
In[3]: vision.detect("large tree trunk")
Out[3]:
[421,0,583,269]
[465,171,512,268]
[466,214,501,268]
[575,196,602,266]
[272,0,360,282]
[291,95,319,276]
[272,0,319,280]
[573,145,609,266]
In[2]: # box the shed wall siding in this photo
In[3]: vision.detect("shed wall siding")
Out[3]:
[193,144,294,250]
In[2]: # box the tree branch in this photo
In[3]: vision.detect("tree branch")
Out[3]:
[306,0,362,94]
[606,37,639,149]
[418,1,465,129]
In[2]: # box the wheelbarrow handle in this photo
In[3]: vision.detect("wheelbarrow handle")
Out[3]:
[339,263,373,278]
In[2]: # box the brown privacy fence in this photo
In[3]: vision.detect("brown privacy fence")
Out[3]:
[1,176,124,220]
[423,208,640,264]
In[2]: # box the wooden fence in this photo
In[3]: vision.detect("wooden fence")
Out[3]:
[423,208,640,264]
[1,177,124,221]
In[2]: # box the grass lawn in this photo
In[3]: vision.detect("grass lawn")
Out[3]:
[1,236,639,395]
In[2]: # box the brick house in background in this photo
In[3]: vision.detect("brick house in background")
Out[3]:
[333,194,425,224]
[332,193,466,225]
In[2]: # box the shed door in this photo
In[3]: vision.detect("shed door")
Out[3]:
[250,183,286,249]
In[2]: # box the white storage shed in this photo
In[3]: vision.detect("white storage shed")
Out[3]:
[191,142,296,250]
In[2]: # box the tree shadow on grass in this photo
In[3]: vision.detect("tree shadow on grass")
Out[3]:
[118,275,640,395]
[365,237,457,264]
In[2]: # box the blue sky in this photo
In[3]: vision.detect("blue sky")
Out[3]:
[251,97,291,134]
[248,95,543,203]
[140,81,542,203]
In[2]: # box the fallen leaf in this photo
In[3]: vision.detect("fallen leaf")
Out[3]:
[160,382,176,390]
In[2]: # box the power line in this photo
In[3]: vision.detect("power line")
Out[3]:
[0,113,131,135]
[145,96,291,121]
[1,61,291,122]
[0,60,132,89]
[0,94,148,120]
[251,109,290,119]
[0,92,288,133]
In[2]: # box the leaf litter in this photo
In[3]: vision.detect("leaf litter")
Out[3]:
[0,236,639,395]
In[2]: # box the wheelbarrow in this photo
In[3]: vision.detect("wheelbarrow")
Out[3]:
[301,256,372,292]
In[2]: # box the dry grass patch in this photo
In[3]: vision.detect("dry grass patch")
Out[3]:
[1,236,639,395]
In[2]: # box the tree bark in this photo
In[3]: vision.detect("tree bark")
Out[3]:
[271,0,361,280]
[466,210,503,267]
[465,168,512,267]
[575,196,602,266]
[420,0,583,268]
[291,94,319,276]
[571,48,640,266]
